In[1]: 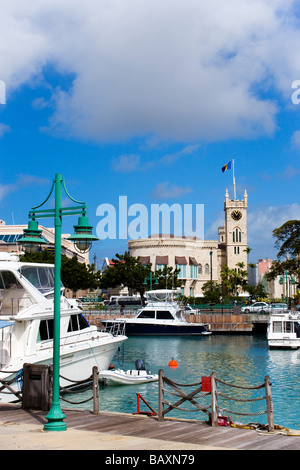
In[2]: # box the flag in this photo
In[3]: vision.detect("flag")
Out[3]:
[222,160,232,173]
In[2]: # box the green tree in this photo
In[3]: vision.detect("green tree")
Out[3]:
[99,252,152,303]
[220,263,248,298]
[154,265,181,290]
[265,220,300,282]
[61,256,99,296]
[273,220,300,259]
[202,280,222,303]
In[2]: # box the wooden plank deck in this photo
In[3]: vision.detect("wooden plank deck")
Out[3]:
[0,404,299,450]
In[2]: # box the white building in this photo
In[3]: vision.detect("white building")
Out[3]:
[128,190,248,297]
[0,220,89,264]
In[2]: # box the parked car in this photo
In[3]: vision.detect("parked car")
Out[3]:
[241,302,270,313]
[241,302,288,313]
[184,305,197,315]
[268,303,288,313]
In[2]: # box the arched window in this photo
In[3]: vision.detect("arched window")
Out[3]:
[198,264,202,275]
[233,227,241,243]
[205,263,209,275]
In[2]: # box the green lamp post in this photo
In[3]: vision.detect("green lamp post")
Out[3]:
[143,272,159,290]
[279,271,296,305]
[19,173,98,431]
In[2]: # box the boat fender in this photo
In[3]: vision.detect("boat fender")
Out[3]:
[135,359,146,370]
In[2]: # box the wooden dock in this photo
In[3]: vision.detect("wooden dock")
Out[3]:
[0,404,299,450]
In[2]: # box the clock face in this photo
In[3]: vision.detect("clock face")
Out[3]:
[231,210,242,221]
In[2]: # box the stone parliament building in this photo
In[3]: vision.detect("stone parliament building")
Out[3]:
[128,189,248,297]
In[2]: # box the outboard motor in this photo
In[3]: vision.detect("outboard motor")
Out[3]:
[135,359,146,370]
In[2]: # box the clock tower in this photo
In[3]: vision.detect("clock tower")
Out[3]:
[223,188,248,270]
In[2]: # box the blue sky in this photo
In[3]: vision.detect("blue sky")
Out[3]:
[0,0,299,267]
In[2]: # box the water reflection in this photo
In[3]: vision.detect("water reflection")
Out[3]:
[63,335,300,429]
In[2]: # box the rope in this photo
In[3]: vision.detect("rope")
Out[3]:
[162,387,210,400]
[163,399,211,413]
[218,407,267,416]
[59,374,92,385]
[164,377,202,387]
[59,394,93,405]
[216,378,265,390]
[217,392,266,402]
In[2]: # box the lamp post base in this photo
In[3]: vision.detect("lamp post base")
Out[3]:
[44,404,67,431]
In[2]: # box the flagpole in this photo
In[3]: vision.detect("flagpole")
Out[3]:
[232,159,236,200]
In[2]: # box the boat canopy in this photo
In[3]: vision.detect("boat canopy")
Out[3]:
[145,290,178,303]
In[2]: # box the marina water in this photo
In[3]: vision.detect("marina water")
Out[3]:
[64,334,300,430]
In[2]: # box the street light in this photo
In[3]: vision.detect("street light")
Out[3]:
[19,173,98,431]
[143,272,159,290]
[279,271,296,305]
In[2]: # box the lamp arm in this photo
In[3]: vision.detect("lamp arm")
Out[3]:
[31,179,55,210]
[62,177,86,205]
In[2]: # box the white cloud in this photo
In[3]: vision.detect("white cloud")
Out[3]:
[0,174,48,202]
[112,144,200,172]
[0,123,11,138]
[281,165,300,180]
[291,130,300,149]
[111,154,141,173]
[247,203,300,258]
[151,182,192,199]
[1,0,300,143]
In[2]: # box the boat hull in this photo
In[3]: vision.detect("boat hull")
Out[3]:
[268,339,300,349]
[102,320,210,336]
[99,369,158,385]
[0,335,127,403]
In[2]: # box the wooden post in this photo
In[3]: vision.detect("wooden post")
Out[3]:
[158,369,164,421]
[264,375,274,432]
[92,366,99,415]
[210,371,218,427]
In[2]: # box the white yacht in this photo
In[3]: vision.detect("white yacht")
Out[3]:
[0,252,127,402]
[101,289,211,336]
[267,311,300,349]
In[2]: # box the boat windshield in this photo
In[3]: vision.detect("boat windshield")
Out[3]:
[20,266,59,295]
[146,291,174,303]
[0,270,36,316]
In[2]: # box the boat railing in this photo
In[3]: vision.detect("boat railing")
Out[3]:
[103,321,126,337]
[0,294,35,316]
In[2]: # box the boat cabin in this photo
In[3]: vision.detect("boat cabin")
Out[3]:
[0,253,91,369]
[270,316,300,337]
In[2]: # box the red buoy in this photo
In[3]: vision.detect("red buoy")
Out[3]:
[168,358,178,368]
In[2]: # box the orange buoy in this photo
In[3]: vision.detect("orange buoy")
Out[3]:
[168,358,178,368]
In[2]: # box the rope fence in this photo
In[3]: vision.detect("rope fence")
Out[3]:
[158,370,274,431]
[0,369,23,403]
[59,366,100,414]
[0,365,100,414]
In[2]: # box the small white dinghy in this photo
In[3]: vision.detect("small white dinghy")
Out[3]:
[99,359,158,385]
